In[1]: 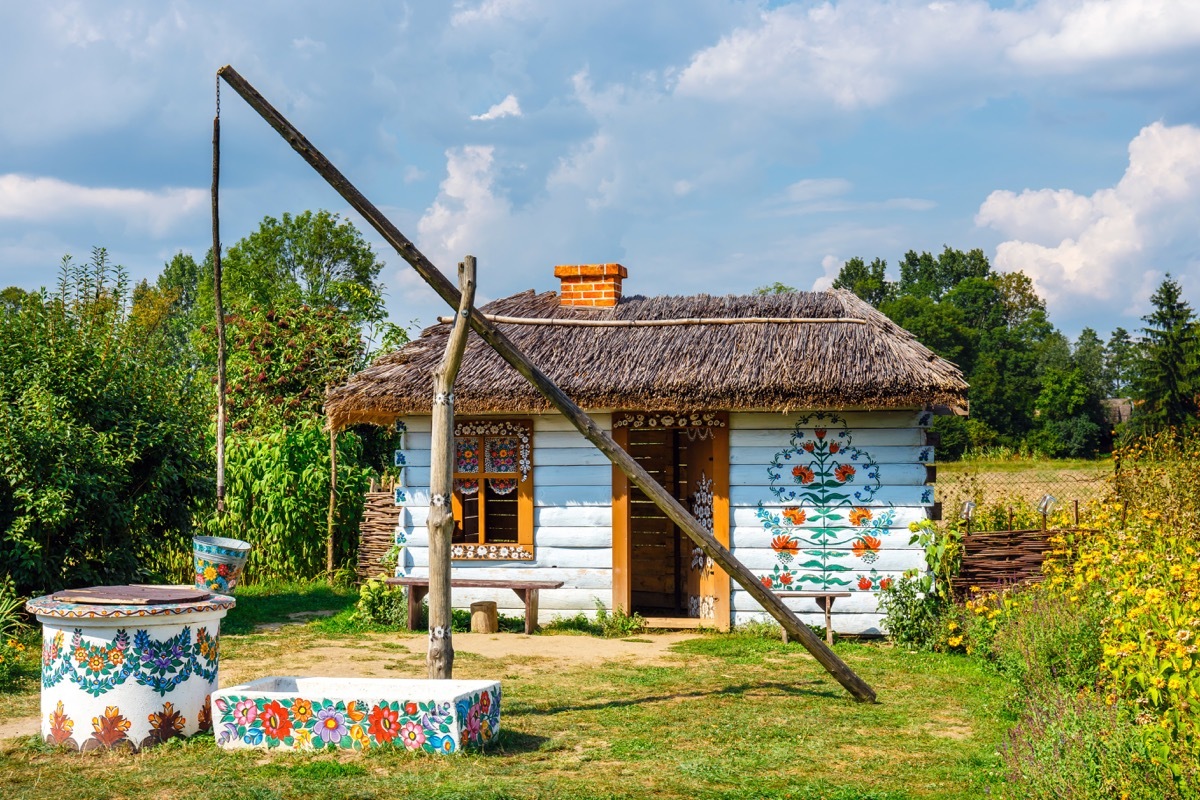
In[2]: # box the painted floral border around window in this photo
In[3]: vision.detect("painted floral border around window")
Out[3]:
[451,419,534,560]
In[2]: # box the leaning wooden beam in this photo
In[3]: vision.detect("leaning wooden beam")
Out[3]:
[217,64,877,704]
[434,314,869,327]
[427,257,476,680]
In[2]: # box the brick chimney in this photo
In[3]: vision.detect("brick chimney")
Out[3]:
[553,263,627,307]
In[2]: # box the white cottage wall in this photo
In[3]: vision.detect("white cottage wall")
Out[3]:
[395,414,615,622]
[394,408,936,634]
[727,409,935,635]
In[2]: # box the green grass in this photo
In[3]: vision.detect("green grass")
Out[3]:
[938,457,1112,475]
[0,583,1017,800]
[221,581,360,635]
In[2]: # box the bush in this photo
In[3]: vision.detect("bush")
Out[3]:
[0,251,212,595]
[351,579,408,629]
[208,417,372,584]
[1002,688,1192,800]
[989,586,1102,693]
[542,602,646,638]
[878,575,944,649]
[594,602,646,638]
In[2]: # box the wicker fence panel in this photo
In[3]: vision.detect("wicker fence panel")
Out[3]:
[950,527,1062,598]
[357,491,400,582]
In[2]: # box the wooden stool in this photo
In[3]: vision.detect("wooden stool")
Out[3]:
[470,601,499,633]
[776,592,851,647]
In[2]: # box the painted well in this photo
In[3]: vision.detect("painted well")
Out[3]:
[27,593,234,752]
[212,676,501,753]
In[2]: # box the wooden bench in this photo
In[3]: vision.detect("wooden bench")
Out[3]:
[774,591,852,646]
[384,577,564,635]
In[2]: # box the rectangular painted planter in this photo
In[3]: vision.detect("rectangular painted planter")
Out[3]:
[212,676,500,754]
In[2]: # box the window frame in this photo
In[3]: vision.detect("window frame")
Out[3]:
[449,419,534,561]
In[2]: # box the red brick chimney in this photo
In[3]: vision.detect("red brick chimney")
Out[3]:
[553,263,627,307]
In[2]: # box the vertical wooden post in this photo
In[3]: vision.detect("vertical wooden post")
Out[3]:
[327,429,337,581]
[212,88,227,518]
[427,257,476,680]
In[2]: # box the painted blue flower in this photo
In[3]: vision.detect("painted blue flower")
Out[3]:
[243,728,264,746]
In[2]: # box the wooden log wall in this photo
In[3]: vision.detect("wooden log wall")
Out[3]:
[357,490,401,582]
[950,528,1057,598]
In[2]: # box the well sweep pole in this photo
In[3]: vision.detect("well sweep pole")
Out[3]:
[216,64,875,703]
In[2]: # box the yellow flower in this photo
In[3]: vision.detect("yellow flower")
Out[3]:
[294,729,312,747]
[349,725,370,749]
[947,635,963,647]
[203,565,218,581]
[947,621,959,632]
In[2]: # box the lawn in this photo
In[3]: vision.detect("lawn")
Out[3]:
[937,457,1112,517]
[0,585,1016,800]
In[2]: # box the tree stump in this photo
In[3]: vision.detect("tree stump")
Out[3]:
[470,601,498,634]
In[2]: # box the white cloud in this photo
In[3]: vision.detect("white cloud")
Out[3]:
[1009,0,1200,71]
[416,146,513,269]
[471,94,523,121]
[785,178,853,203]
[977,122,1200,313]
[673,0,1200,111]
[450,0,534,27]
[0,174,206,236]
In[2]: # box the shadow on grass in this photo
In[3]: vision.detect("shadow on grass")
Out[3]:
[222,582,359,636]
[511,680,840,717]
[485,728,550,754]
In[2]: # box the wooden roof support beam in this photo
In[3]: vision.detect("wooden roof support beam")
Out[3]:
[434,314,870,327]
[217,64,877,704]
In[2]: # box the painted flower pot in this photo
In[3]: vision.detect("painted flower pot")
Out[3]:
[26,592,235,752]
[212,676,500,753]
[193,535,252,594]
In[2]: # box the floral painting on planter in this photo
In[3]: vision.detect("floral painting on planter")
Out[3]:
[756,413,895,591]
[214,687,500,753]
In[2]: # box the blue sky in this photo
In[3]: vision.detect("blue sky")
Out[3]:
[2,1,1199,340]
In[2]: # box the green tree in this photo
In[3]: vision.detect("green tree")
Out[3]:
[879,295,973,369]
[0,250,212,595]
[897,246,990,301]
[0,286,30,315]
[1105,327,1137,396]
[753,281,796,295]
[832,257,891,306]
[198,210,386,327]
[1073,328,1107,400]
[1133,275,1200,430]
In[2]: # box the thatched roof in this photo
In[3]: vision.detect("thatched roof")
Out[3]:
[325,288,967,429]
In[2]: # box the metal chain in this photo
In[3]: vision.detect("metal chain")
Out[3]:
[215,73,220,119]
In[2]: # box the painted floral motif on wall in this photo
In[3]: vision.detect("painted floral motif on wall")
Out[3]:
[214,687,500,752]
[42,626,219,697]
[756,413,895,591]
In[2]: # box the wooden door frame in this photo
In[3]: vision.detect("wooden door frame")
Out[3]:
[610,413,731,630]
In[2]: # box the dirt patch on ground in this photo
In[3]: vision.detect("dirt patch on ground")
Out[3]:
[226,631,701,682]
[0,717,39,742]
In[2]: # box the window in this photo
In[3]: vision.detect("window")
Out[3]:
[451,419,534,560]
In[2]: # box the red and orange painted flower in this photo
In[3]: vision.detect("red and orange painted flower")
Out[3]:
[792,465,816,484]
[770,535,799,557]
[857,576,873,591]
[368,703,401,743]
[260,700,293,741]
[848,507,873,526]
[852,536,882,560]
[834,464,856,482]
[782,507,806,525]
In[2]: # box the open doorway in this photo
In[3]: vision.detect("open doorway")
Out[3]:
[611,413,730,628]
